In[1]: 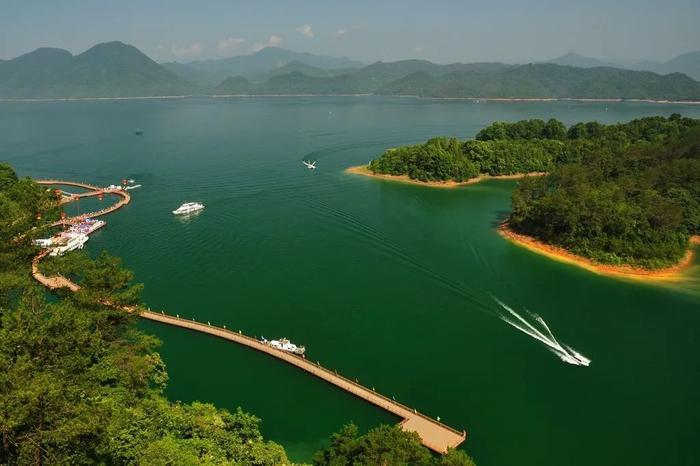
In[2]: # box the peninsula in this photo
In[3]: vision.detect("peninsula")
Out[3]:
[353,115,700,278]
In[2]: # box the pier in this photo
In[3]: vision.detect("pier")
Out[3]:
[31,179,467,454]
[36,179,131,225]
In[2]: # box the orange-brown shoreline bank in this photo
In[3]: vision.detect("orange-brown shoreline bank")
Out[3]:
[346,165,545,188]
[499,223,698,282]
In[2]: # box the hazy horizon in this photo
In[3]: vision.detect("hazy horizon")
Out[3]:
[1,0,699,65]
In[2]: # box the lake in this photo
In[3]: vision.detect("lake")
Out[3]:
[2,96,699,466]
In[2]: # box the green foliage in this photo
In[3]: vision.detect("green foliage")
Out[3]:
[510,125,700,268]
[368,135,562,182]
[440,449,478,466]
[0,164,58,307]
[369,137,479,182]
[477,115,699,143]
[369,116,700,186]
[0,168,291,465]
[475,118,566,141]
[313,423,476,466]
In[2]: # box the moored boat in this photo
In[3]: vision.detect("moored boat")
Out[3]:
[262,337,306,355]
[50,233,88,256]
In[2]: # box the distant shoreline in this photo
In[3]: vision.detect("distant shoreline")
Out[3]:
[346,164,545,188]
[499,223,699,282]
[0,95,195,102]
[2,94,700,104]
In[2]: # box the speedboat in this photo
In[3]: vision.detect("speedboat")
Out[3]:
[172,202,205,215]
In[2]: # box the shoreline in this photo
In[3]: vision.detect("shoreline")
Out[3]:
[2,94,699,104]
[499,223,698,282]
[346,164,545,188]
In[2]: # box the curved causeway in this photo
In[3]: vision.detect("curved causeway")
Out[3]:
[31,178,467,454]
[140,310,467,453]
[36,179,131,225]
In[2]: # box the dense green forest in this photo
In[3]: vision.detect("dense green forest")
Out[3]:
[509,116,700,269]
[313,424,475,466]
[368,135,564,182]
[0,164,476,465]
[368,115,700,269]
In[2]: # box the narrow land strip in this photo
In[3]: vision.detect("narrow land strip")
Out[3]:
[346,164,545,188]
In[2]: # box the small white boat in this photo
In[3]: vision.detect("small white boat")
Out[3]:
[172,202,205,215]
[262,337,306,355]
[124,184,142,190]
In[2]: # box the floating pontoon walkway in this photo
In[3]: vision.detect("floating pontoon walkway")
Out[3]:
[36,179,130,224]
[140,310,467,453]
[31,178,466,454]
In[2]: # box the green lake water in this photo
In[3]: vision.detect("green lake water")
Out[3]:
[2,97,699,465]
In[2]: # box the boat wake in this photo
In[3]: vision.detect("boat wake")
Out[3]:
[494,297,590,367]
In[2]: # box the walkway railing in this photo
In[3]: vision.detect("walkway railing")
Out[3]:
[36,180,130,224]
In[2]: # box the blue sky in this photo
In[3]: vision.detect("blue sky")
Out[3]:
[1,0,698,63]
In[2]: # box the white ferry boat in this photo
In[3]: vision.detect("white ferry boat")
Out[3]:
[172,202,205,215]
[262,337,306,355]
[50,234,88,256]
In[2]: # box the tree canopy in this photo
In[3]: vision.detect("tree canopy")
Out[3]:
[510,124,700,268]
[313,423,476,466]
[368,115,700,184]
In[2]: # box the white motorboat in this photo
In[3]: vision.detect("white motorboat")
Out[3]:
[172,202,205,215]
[263,337,306,355]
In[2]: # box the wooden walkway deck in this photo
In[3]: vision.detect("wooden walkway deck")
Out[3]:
[31,178,467,454]
[140,311,467,453]
[36,179,130,224]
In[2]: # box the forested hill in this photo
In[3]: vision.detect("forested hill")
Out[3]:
[213,62,700,101]
[365,115,700,269]
[0,41,193,98]
[508,116,700,269]
[368,115,700,182]
[2,41,700,100]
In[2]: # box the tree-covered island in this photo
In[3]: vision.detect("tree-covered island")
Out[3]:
[357,115,700,272]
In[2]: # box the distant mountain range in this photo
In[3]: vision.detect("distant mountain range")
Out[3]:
[162,47,364,87]
[214,63,700,101]
[1,41,699,101]
[0,42,191,98]
[547,51,700,80]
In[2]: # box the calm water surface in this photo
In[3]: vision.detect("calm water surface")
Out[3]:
[2,97,699,465]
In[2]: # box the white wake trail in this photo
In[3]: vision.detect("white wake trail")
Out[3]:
[494,298,590,366]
